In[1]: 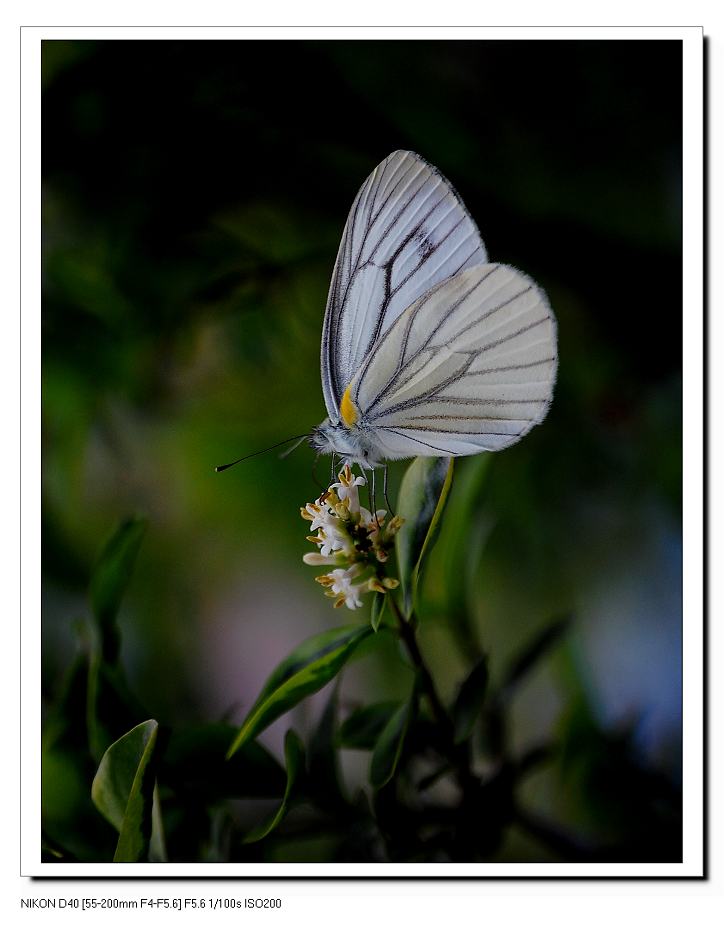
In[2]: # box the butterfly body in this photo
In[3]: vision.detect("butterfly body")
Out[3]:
[313,151,558,466]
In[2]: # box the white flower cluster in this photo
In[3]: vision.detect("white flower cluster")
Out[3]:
[301,465,403,610]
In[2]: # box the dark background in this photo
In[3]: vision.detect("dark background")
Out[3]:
[42,39,683,862]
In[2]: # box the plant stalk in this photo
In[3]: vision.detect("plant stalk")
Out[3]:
[391,599,449,733]
[389,597,475,789]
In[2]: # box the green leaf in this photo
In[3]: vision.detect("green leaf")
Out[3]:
[416,763,453,792]
[41,835,73,862]
[89,517,146,663]
[439,454,492,659]
[501,616,571,698]
[162,724,286,799]
[370,591,387,632]
[149,784,167,862]
[308,685,345,806]
[452,655,490,744]
[370,686,418,788]
[227,624,374,758]
[42,652,88,753]
[91,719,159,863]
[396,457,454,614]
[337,702,400,750]
[86,654,147,763]
[244,730,305,844]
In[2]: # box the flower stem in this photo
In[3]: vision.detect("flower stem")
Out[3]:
[390,596,450,735]
[389,597,476,794]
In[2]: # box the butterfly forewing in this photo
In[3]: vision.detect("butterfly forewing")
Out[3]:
[321,150,487,420]
[348,264,558,458]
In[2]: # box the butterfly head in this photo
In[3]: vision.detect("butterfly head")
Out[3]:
[310,418,358,457]
[310,418,383,467]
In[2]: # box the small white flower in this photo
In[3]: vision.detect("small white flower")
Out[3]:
[319,524,349,556]
[325,567,364,610]
[302,499,349,555]
[301,466,403,610]
[301,501,332,533]
[331,464,366,515]
[360,507,386,531]
[303,552,342,566]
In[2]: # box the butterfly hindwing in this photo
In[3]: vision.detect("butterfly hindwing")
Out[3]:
[347,264,558,458]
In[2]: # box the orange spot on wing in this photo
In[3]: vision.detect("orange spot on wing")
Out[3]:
[340,384,358,427]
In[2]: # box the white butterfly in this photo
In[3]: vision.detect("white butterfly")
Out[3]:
[311,150,558,472]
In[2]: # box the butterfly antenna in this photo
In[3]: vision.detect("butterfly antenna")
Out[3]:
[215,434,310,473]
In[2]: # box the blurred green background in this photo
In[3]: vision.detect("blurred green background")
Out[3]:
[42,39,682,862]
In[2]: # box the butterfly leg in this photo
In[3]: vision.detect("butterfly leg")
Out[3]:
[359,462,378,527]
[383,463,395,517]
[329,451,337,485]
[370,466,381,528]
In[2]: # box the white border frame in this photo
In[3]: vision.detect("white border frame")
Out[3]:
[20,25,705,879]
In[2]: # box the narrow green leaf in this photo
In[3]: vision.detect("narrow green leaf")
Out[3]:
[227,624,374,758]
[86,654,147,763]
[516,743,554,777]
[308,685,345,806]
[89,517,146,663]
[149,784,167,863]
[42,652,88,753]
[370,591,387,632]
[244,730,305,844]
[116,777,165,865]
[501,616,571,697]
[416,763,453,792]
[337,701,400,750]
[41,839,69,861]
[439,454,492,659]
[41,831,77,862]
[91,719,159,863]
[251,624,372,712]
[86,651,106,761]
[396,457,454,614]
[370,686,418,788]
[452,655,490,744]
